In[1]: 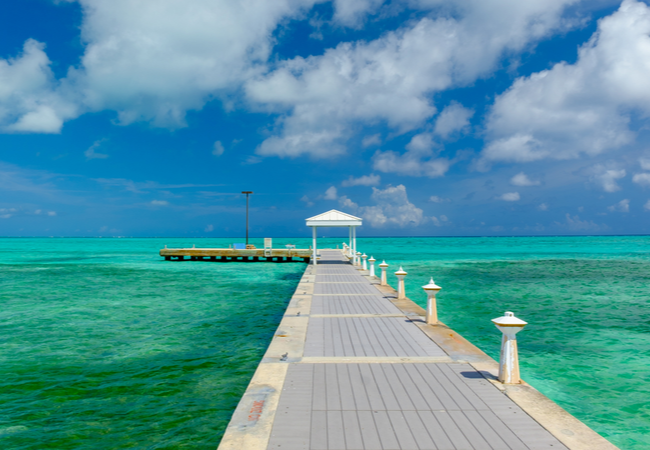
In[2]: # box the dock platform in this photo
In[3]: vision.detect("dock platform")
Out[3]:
[218,250,617,450]
[159,247,311,263]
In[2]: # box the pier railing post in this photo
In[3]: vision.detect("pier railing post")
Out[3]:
[355,251,361,266]
[422,278,442,324]
[492,311,527,384]
[368,256,376,277]
[395,267,407,299]
[379,261,388,285]
[362,253,368,270]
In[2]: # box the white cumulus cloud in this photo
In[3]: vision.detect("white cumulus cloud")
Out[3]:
[324,186,338,200]
[212,141,225,157]
[340,184,425,228]
[341,174,380,187]
[85,140,109,160]
[632,173,650,186]
[248,0,579,158]
[510,172,540,186]
[482,0,650,167]
[499,192,520,201]
[590,166,626,193]
[433,101,473,138]
[608,199,630,212]
[0,39,75,133]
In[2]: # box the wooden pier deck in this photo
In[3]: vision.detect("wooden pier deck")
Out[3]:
[218,250,617,450]
[159,247,311,263]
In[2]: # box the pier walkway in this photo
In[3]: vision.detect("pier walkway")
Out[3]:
[218,250,616,450]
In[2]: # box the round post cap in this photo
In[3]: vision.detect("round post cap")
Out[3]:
[394,266,407,276]
[356,251,361,255]
[362,253,367,259]
[491,311,527,327]
[379,260,389,268]
[368,256,376,262]
[422,278,441,292]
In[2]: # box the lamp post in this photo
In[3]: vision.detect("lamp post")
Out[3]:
[242,191,253,247]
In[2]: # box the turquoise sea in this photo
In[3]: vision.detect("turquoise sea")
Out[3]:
[0,237,648,449]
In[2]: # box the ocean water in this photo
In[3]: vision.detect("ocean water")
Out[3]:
[0,237,648,449]
[0,238,306,449]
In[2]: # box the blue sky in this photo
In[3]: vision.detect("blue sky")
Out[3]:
[1,0,650,237]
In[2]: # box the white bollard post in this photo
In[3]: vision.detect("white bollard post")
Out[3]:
[492,311,527,384]
[362,253,368,270]
[355,251,361,266]
[422,278,442,324]
[368,256,376,277]
[395,267,407,299]
[379,261,388,285]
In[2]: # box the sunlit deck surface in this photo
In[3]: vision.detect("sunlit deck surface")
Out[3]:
[218,250,617,450]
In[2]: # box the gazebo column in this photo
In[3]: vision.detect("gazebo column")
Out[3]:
[348,226,352,257]
[352,226,357,265]
[312,226,317,265]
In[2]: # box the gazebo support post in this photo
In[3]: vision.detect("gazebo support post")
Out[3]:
[312,226,317,265]
[352,226,357,265]
[348,226,352,258]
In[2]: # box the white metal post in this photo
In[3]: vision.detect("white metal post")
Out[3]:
[312,226,317,265]
[369,256,376,277]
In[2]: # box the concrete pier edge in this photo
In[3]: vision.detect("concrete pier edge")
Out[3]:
[217,251,618,450]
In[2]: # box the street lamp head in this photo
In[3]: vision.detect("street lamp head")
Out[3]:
[242,191,253,194]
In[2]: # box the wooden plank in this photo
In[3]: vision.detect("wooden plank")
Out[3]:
[356,411,383,449]
[358,364,386,411]
[433,411,474,449]
[336,364,357,411]
[380,364,416,411]
[400,410,438,450]
[341,410,364,450]
[373,411,401,450]
[325,364,341,411]
[448,410,492,448]
[424,364,475,411]
[347,364,372,411]
[312,364,327,411]
[326,410,347,450]
[310,410,328,450]
[388,411,420,449]
[368,364,401,410]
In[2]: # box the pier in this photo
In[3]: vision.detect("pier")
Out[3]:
[217,249,618,450]
[159,247,311,263]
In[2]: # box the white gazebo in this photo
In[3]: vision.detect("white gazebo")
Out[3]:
[306,210,363,265]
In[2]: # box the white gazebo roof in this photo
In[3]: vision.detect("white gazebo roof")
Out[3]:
[306,209,362,227]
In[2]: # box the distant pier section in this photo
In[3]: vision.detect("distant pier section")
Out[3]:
[159,245,312,263]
